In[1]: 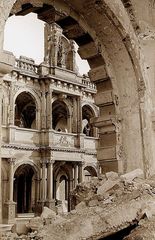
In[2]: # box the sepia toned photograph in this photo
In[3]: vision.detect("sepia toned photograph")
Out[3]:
[0,0,155,239]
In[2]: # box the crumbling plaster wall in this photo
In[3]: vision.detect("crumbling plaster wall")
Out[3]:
[0,0,155,175]
[123,0,155,175]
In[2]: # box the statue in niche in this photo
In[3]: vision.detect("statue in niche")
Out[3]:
[57,40,67,68]
[44,23,62,66]
[44,35,51,64]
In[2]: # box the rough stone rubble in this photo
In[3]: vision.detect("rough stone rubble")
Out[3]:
[2,169,155,240]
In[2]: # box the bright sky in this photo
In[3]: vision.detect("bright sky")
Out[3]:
[4,13,90,75]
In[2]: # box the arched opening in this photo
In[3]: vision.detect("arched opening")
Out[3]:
[57,175,68,201]
[52,100,70,133]
[1,0,148,176]
[13,164,37,214]
[15,91,36,129]
[53,161,73,213]
[82,105,95,137]
[84,166,97,182]
[55,171,69,213]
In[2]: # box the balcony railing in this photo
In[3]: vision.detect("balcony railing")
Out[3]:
[82,79,96,90]
[49,130,76,148]
[15,57,39,75]
[3,126,40,146]
[2,126,98,152]
[13,56,96,91]
[84,136,98,151]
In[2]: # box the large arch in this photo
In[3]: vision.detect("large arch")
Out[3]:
[0,0,153,177]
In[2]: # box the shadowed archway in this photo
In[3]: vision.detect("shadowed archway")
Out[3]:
[14,91,36,129]
[14,164,37,213]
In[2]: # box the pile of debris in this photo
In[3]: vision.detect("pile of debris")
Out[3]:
[3,168,155,239]
[31,169,155,239]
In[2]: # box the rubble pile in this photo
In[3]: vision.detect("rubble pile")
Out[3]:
[35,169,155,239]
[3,169,155,240]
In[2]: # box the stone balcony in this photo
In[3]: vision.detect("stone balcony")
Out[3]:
[13,56,96,94]
[2,126,98,154]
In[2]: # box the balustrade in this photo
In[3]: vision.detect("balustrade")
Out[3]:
[15,58,39,74]
[14,57,96,90]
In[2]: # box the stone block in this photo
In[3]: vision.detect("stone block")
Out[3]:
[121,169,144,182]
[97,179,120,195]
[26,217,44,231]
[88,199,99,207]
[4,201,16,224]
[88,65,108,82]
[75,201,86,211]
[105,171,119,180]
[16,223,30,236]
[38,63,49,76]
[78,42,98,59]
[141,201,155,220]
[94,90,113,106]
[41,206,56,219]
[0,51,15,75]
[97,146,116,160]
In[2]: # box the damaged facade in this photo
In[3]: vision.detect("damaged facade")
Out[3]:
[1,0,155,237]
[1,23,99,223]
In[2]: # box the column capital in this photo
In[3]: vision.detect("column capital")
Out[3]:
[8,158,16,165]
[40,159,55,166]
[40,160,46,167]
[78,161,85,166]
[46,159,55,165]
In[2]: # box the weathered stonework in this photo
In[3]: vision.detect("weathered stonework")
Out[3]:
[0,23,99,224]
[0,0,155,226]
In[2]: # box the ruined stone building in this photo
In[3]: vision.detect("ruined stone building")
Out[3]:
[1,22,99,223]
[1,0,155,226]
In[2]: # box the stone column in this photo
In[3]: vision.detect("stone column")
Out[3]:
[8,158,15,202]
[46,160,55,209]
[76,97,83,148]
[41,162,46,202]
[40,81,46,130]
[8,78,16,126]
[74,164,78,187]
[0,52,15,223]
[39,167,42,201]
[70,178,74,191]
[5,158,16,224]
[78,162,84,183]
[36,176,40,202]
[72,98,77,133]
[77,97,82,134]
[46,81,52,129]
[68,114,72,133]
